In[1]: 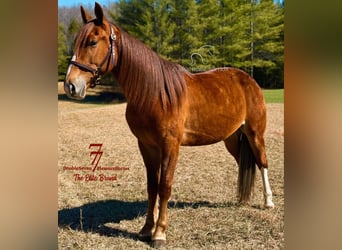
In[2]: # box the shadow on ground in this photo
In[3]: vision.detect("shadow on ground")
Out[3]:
[58,199,237,241]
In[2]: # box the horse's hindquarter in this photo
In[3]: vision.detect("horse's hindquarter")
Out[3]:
[181,69,248,146]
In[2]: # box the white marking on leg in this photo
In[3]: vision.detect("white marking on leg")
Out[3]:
[261,167,275,208]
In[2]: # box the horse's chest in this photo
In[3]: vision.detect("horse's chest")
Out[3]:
[125,106,184,146]
[125,108,160,145]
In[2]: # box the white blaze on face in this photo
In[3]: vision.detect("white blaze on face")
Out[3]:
[66,54,76,79]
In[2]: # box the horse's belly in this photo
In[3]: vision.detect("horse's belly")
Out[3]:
[181,113,244,146]
[181,129,226,146]
[181,72,247,146]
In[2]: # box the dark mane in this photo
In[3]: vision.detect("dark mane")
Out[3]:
[114,26,189,112]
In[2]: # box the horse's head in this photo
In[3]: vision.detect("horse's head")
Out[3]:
[64,2,119,100]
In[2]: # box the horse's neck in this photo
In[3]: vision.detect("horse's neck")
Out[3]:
[113,30,188,112]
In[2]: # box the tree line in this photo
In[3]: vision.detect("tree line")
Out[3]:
[58,0,284,88]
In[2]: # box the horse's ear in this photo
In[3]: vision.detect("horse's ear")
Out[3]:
[80,6,92,24]
[94,2,106,25]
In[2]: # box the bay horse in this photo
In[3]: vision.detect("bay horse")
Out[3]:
[64,3,274,248]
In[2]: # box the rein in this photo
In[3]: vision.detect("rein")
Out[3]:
[69,24,116,88]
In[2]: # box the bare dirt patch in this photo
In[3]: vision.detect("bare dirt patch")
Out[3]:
[58,99,284,249]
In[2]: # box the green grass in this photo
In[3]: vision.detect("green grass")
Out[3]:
[262,89,284,103]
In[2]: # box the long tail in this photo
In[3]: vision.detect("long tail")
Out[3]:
[238,133,256,204]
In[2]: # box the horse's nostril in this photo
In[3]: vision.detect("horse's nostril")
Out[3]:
[69,83,76,95]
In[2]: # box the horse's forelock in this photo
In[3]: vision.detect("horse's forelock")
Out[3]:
[74,22,95,56]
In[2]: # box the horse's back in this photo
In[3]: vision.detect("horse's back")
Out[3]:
[181,67,265,146]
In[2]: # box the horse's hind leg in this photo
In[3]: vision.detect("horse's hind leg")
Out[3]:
[243,123,275,208]
[224,126,243,164]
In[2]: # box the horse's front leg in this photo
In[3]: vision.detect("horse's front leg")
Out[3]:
[138,141,161,241]
[152,140,180,248]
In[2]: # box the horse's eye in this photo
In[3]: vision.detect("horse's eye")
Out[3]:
[88,40,97,47]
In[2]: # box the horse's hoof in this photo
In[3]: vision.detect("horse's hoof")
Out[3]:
[138,234,152,242]
[265,202,275,209]
[151,239,166,249]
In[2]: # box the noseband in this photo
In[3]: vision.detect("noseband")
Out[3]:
[69,24,116,88]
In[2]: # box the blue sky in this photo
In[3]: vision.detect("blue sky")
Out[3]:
[58,0,117,7]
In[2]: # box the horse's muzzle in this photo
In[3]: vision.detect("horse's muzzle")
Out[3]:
[64,81,86,100]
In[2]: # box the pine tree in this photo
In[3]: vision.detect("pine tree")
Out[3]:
[111,0,146,38]
[58,22,69,81]
[218,0,284,87]
[251,0,284,75]
[109,0,284,87]
[191,0,221,71]
[168,0,199,66]
[217,0,253,72]
[253,0,284,87]
[112,0,175,59]
[138,0,176,57]
[67,18,82,54]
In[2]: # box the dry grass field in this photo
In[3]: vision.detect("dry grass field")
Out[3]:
[58,84,284,249]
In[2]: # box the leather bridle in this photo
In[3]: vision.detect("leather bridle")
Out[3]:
[69,24,117,88]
